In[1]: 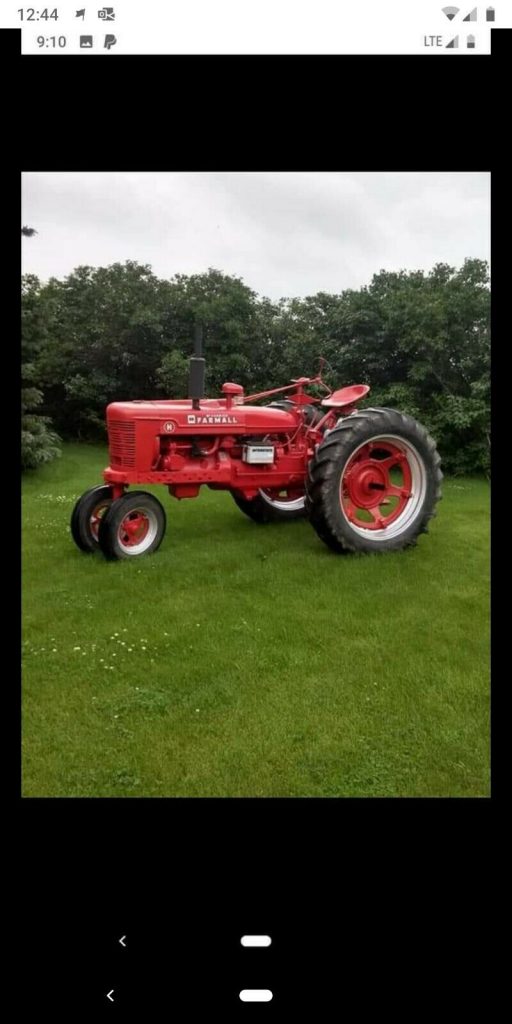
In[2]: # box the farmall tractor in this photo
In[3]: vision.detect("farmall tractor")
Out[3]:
[71,328,442,560]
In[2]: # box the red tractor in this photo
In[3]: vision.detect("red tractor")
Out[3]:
[71,328,442,560]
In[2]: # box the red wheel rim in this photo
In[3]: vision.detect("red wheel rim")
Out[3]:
[340,440,413,531]
[118,510,151,548]
[89,502,110,539]
[261,487,304,503]
[259,487,305,511]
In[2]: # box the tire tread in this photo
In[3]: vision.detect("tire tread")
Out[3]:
[305,408,442,554]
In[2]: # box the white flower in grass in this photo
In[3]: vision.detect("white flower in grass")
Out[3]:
[73,646,81,651]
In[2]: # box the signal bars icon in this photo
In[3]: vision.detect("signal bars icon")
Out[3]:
[445,32,476,47]
[444,5,496,19]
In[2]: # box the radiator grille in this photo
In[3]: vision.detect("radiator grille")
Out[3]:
[108,420,136,467]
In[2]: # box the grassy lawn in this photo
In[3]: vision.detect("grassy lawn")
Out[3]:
[22,443,490,797]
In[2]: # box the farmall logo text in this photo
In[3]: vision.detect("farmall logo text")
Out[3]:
[187,414,239,425]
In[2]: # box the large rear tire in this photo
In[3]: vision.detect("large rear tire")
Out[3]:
[70,485,113,553]
[306,408,442,554]
[98,491,166,560]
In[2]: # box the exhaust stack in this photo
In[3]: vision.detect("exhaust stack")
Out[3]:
[188,323,205,409]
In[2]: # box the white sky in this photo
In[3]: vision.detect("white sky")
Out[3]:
[22,171,490,300]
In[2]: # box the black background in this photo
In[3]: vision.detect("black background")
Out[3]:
[6,26,501,1016]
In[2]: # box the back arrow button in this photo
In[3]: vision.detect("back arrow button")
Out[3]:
[107,989,115,1002]
[119,935,127,947]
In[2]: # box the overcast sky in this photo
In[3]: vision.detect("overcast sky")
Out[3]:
[22,172,490,300]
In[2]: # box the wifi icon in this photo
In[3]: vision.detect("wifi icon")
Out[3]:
[442,6,460,18]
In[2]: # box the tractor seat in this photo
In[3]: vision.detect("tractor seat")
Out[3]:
[321,384,370,409]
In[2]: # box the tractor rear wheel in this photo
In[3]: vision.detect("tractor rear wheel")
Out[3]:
[70,485,113,553]
[98,491,166,560]
[232,488,306,523]
[305,408,442,554]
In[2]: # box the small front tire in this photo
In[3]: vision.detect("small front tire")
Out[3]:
[98,491,166,560]
[70,485,113,553]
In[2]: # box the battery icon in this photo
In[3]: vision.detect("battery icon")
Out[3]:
[467,33,476,46]
[486,6,495,20]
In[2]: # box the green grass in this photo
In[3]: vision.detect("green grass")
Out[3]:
[22,444,490,797]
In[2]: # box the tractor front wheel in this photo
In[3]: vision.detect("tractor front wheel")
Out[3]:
[98,491,166,560]
[232,488,306,523]
[70,485,113,553]
[305,408,442,554]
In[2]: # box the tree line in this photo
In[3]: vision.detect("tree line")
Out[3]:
[22,258,490,475]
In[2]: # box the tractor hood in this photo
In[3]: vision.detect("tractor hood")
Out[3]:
[106,399,300,435]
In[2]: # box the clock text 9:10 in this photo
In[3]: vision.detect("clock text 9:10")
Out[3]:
[37,35,66,46]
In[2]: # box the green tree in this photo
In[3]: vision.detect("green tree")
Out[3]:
[38,262,171,438]
[157,268,263,395]
[287,260,490,473]
[21,275,61,470]
[357,260,490,474]
[22,258,490,475]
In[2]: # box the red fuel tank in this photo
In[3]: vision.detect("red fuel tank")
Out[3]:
[106,399,299,436]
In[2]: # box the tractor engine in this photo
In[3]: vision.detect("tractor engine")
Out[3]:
[104,395,311,501]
